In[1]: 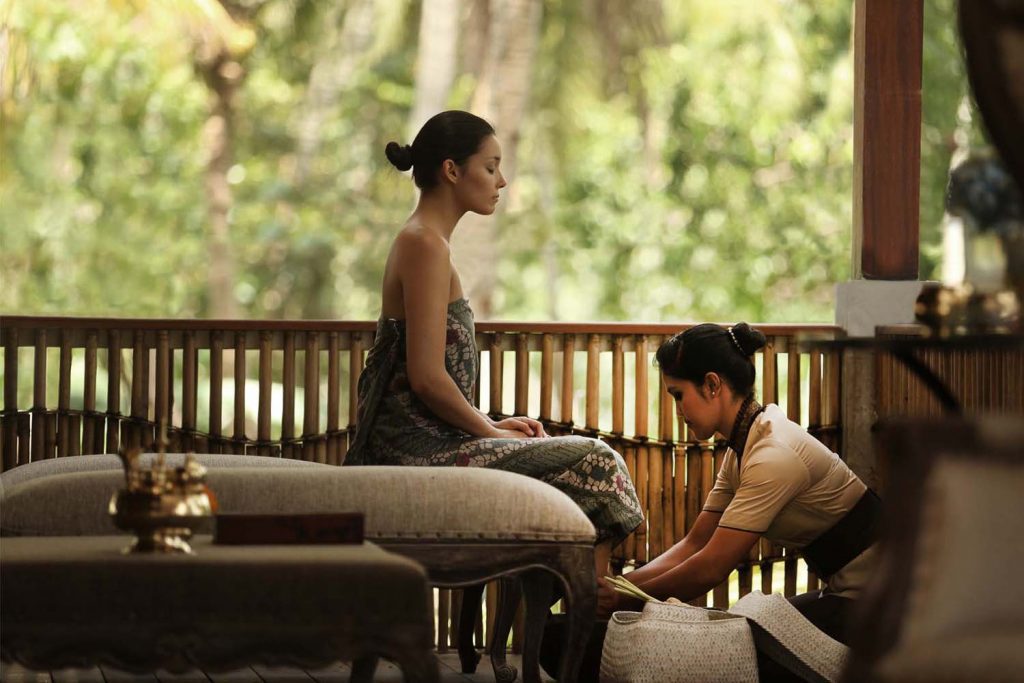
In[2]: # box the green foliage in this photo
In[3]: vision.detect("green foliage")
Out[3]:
[0,0,976,323]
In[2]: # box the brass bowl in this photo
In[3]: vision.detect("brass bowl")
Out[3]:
[109,488,214,554]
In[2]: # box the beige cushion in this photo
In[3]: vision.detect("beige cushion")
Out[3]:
[0,453,324,495]
[1,461,596,544]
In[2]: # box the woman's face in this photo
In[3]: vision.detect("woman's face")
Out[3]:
[664,375,719,441]
[453,135,506,215]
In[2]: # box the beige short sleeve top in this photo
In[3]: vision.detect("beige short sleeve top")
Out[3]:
[702,404,875,596]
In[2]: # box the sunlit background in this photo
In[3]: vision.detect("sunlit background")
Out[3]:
[1,0,985,323]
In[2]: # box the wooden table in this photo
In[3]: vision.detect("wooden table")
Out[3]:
[0,537,437,683]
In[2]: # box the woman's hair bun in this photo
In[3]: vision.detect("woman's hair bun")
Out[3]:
[730,322,767,356]
[385,141,414,171]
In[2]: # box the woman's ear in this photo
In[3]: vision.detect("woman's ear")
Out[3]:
[704,372,722,398]
[442,159,459,184]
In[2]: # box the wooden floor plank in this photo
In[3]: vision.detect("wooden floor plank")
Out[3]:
[152,670,209,683]
[51,668,105,683]
[301,664,348,683]
[247,667,311,683]
[202,669,260,683]
[0,663,53,683]
[97,668,157,683]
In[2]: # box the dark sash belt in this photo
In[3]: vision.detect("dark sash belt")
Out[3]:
[801,488,883,580]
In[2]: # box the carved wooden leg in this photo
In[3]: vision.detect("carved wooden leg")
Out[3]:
[458,584,484,673]
[349,655,378,683]
[521,569,555,683]
[490,576,523,683]
[558,548,597,683]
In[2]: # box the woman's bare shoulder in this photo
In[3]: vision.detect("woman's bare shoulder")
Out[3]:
[393,222,449,256]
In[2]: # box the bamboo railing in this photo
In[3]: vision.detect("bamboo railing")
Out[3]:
[0,315,841,647]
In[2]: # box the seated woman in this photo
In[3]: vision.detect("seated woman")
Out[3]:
[592,322,880,681]
[346,110,643,577]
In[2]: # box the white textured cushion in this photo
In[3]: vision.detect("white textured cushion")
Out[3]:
[0,453,325,495]
[1,460,595,543]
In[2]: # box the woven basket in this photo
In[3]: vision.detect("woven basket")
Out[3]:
[599,602,757,683]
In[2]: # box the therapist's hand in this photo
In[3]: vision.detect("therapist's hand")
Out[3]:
[596,576,620,619]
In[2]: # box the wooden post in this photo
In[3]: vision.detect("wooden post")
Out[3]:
[327,331,340,464]
[3,328,18,470]
[282,331,296,460]
[540,334,554,421]
[182,332,198,453]
[852,0,923,280]
[258,331,273,457]
[106,330,121,454]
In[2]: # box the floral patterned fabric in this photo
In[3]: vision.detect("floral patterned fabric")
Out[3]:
[346,298,644,543]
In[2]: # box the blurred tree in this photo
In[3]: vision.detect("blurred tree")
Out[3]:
[0,0,976,326]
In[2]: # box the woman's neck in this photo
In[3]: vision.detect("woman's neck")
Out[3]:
[412,190,465,241]
[718,397,746,441]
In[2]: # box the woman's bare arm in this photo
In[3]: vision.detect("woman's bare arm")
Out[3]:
[398,230,524,439]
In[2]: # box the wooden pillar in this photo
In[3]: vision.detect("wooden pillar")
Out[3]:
[841,0,925,488]
[852,0,924,280]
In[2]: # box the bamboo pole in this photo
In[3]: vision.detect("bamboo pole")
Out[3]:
[44,412,57,461]
[760,539,775,594]
[634,336,649,439]
[762,337,778,406]
[825,351,841,452]
[809,351,822,428]
[784,554,798,597]
[673,444,686,541]
[106,330,121,454]
[662,447,675,553]
[658,373,674,443]
[2,329,18,470]
[137,332,151,448]
[17,413,30,465]
[32,329,46,461]
[787,339,801,424]
[327,331,340,464]
[233,332,247,454]
[684,444,702,535]
[437,589,450,653]
[349,332,365,428]
[303,331,320,462]
[490,333,503,416]
[155,330,170,443]
[210,331,224,454]
[612,336,624,435]
[182,331,197,453]
[82,330,97,455]
[68,414,81,457]
[58,331,72,458]
[515,333,529,416]
[623,444,637,563]
[647,442,663,559]
[282,331,296,460]
[634,444,649,564]
[586,334,600,431]
[540,334,554,421]
[258,331,273,457]
[560,334,575,425]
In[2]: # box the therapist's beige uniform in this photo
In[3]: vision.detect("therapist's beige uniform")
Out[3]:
[703,404,876,597]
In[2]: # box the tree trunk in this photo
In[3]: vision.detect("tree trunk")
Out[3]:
[294,0,377,185]
[199,54,244,319]
[408,0,460,139]
[451,0,542,318]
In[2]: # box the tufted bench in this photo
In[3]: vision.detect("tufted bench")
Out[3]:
[0,454,597,683]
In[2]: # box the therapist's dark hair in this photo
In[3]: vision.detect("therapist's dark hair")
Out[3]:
[656,323,767,397]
